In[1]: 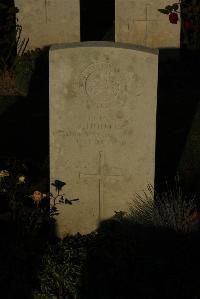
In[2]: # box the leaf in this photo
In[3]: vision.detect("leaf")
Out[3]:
[172,4,179,11]
[165,5,173,11]
[158,9,170,15]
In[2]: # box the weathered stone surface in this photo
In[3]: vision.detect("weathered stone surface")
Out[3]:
[15,0,80,50]
[50,42,158,236]
[115,0,180,48]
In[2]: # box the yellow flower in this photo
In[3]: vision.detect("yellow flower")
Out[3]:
[0,170,9,177]
[18,175,26,184]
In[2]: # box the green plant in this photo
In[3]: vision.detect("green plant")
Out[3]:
[0,158,79,229]
[13,48,41,94]
[35,234,95,299]
[0,158,54,298]
[0,167,28,219]
[0,1,17,71]
[128,175,199,233]
[0,1,31,95]
[0,156,52,224]
[0,159,88,298]
[158,0,200,49]
[0,165,51,237]
[0,1,29,73]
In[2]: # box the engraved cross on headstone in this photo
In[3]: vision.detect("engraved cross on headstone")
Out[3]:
[45,0,48,23]
[134,4,155,46]
[79,151,123,221]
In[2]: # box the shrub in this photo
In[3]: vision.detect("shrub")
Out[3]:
[0,0,18,71]
[0,158,54,298]
[13,48,42,95]
[0,1,32,96]
[35,233,96,299]
[128,175,199,233]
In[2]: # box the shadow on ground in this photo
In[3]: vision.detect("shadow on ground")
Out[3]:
[81,217,200,299]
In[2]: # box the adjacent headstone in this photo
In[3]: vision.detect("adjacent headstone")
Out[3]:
[115,0,180,48]
[15,0,80,50]
[50,42,158,236]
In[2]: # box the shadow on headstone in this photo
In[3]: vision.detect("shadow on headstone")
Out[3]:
[155,48,200,196]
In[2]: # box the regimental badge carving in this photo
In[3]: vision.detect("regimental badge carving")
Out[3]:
[79,62,121,108]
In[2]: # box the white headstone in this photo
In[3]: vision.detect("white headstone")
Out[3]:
[115,0,180,48]
[50,42,158,236]
[15,0,80,50]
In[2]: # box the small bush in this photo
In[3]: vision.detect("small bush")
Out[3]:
[35,233,96,299]
[128,176,199,233]
[0,157,52,298]
[0,1,18,71]
[13,49,42,95]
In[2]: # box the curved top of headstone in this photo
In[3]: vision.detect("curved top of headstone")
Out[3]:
[50,41,159,55]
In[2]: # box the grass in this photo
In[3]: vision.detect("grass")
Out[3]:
[128,177,199,233]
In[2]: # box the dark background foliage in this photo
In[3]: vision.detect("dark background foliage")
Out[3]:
[0,0,17,70]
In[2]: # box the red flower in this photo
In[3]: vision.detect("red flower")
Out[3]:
[183,19,193,31]
[169,12,178,24]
